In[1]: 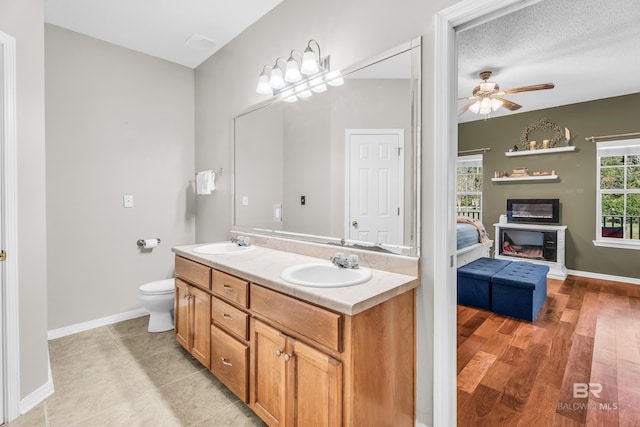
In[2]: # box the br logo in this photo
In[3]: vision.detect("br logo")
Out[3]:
[573,383,602,398]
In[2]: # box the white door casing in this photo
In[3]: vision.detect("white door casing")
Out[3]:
[0,30,20,422]
[432,1,542,426]
[345,129,404,247]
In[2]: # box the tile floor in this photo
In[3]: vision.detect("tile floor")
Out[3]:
[7,316,267,427]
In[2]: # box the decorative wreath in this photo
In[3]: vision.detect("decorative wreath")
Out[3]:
[520,118,564,150]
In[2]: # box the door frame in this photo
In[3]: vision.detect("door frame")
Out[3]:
[432,0,543,425]
[344,128,405,246]
[0,30,20,422]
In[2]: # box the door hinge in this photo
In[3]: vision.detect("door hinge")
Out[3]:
[398,207,400,216]
[0,250,6,261]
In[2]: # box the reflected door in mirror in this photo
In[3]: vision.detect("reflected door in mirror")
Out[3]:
[347,129,404,245]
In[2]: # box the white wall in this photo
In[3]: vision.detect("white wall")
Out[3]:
[0,0,50,402]
[45,25,196,329]
[193,0,460,424]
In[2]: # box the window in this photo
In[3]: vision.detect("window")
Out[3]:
[595,139,640,249]
[456,154,483,220]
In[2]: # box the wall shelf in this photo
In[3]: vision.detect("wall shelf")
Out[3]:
[492,174,558,183]
[505,146,576,157]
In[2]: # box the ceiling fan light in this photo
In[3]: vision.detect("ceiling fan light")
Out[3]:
[468,100,481,114]
[490,98,503,111]
[478,98,492,115]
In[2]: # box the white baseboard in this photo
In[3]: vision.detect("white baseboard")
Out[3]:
[19,351,54,416]
[47,308,149,340]
[568,269,640,286]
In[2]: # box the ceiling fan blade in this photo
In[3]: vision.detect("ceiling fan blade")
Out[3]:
[496,83,555,95]
[494,97,522,111]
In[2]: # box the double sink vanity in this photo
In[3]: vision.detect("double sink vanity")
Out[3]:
[171,236,419,427]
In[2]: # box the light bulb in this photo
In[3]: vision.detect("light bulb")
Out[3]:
[326,72,344,86]
[284,58,302,83]
[256,73,272,95]
[269,67,285,89]
[490,98,503,111]
[478,98,492,115]
[310,77,327,93]
[301,48,319,75]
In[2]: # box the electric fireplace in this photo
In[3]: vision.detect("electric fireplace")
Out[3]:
[494,222,568,279]
[506,198,559,224]
[499,228,558,262]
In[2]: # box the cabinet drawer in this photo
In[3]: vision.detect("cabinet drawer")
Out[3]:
[251,285,343,352]
[175,256,211,290]
[212,297,249,341]
[212,270,249,308]
[210,325,249,403]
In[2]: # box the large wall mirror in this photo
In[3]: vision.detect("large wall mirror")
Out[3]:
[233,37,421,256]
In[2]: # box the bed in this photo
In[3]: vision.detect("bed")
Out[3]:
[457,217,493,267]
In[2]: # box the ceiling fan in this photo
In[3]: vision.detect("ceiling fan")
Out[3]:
[458,71,555,116]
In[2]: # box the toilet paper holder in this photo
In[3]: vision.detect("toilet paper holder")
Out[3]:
[137,238,161,248]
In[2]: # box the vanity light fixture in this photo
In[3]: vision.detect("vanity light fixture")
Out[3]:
[255,39,342,102]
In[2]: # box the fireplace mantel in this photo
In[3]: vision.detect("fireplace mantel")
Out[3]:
[494,223,568,279]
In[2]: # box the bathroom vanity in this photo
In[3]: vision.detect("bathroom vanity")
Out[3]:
[172,242,419,427]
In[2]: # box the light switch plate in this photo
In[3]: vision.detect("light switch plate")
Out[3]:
[123,195,134,208]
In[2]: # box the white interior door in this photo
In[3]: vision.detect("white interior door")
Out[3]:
[346,129,404,246]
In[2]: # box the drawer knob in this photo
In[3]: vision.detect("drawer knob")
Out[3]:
[275,349,283,357]
[222,314,233,321]
[222,284,234,291]
[221,357,233,367]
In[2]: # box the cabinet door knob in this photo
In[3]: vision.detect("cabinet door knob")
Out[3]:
[284,353,292,362]
[275,349,283,357]
[221,357,233,367]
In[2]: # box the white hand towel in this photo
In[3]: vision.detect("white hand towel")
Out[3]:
[196,170,216,195]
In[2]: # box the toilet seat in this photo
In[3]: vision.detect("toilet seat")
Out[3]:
[139,278,174,296]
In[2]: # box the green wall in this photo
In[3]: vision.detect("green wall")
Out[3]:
[459,92,640,279]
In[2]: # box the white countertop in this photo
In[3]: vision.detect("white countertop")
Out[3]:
[172,243,420,316]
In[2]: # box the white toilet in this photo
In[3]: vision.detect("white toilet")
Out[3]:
[138,278,175,332]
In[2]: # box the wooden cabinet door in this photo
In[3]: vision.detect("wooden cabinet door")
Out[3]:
[174,279,191,351]
[190,285,211,368]
[287,339,342,427]
[251,320,287,427]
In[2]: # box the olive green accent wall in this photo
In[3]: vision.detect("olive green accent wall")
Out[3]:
[459,92,640,279]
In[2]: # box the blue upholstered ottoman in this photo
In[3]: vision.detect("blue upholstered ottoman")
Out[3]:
[491,262,549,322]
[457,257,512,310]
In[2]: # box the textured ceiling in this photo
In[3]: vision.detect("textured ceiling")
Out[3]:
[45,0,283,68]
[458,0,640,122]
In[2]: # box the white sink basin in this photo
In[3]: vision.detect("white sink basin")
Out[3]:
[280,263,372,288]
[193,242,254,255]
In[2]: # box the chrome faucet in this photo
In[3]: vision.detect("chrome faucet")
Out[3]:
[232,236,251,247]
[330,252,359,269]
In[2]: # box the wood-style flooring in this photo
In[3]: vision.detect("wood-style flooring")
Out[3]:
[457,275,640,426]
